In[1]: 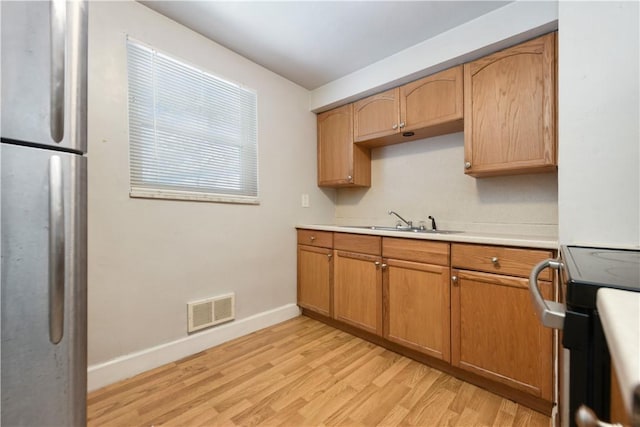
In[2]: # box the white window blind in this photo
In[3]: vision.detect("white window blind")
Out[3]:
[126,38,258,204]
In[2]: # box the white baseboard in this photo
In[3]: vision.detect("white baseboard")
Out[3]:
[87,303,301,392]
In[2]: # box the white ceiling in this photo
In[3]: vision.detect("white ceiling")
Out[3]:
[140,1,512,90]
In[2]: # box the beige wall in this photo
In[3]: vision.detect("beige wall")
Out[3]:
[87,1,335,365]
[558,1,639,247]
[335,133,558,237]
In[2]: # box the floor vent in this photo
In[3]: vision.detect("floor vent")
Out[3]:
[187,293,235,333]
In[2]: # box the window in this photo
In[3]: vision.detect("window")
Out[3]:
[126,38,258,204]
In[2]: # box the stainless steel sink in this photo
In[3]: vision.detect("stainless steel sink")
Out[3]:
[341,225,462,234]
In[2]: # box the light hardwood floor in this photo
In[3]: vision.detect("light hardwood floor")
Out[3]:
[87,316,551,426]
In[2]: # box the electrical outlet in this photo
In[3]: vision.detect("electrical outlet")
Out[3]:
[301,193,310,208]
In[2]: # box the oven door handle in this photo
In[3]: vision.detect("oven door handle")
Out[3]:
[529,258,566,329]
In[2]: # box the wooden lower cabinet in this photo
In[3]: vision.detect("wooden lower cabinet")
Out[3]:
[297,244,333,317]
[384,259,450,361]
[451,269,553,400]
[297,229,556,413]
[333,250,383,336]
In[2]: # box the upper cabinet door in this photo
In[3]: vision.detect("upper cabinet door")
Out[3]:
[401,65,463,132]
[464,32,556,177]
[353,88,400,142]
[317,104,371,187]
[1,1,88,154]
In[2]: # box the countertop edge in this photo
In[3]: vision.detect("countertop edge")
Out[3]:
[597,288,640,417]
[296,225,559,250]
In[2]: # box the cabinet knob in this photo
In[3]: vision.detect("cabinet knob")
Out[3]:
[399,122,405,128]
[310,236,316,241]
[374,261,381,267]
[347,175,353,181]
[464,161,471,169]
[452,275,458,285]
[381,263,387,269]
[327,253,333,259]
[491,257,499,264]
[392,124,398,130]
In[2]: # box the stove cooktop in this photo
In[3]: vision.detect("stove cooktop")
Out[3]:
[562,246,640,309]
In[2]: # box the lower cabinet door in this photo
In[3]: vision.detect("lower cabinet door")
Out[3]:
[451,269,553,400]
[334,250,382,335]
[384,259,451,361]
[297,245,332,317]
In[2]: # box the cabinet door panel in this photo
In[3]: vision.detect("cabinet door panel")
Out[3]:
[464,32,556,177]
[401,66,463,132]
[317,104,353,185]
[451,269,553,400]
[297,245,332,316]
[317,105,371,187]
[384,260,450,361]
[334,251,382,335]
[353,88,399,142]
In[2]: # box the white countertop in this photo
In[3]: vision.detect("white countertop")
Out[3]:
[597,288,640,416]
[296,224,559,249]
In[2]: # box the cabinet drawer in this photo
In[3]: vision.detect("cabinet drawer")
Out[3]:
[383,237,449,266]
[334,233,381,256]
[297,229,333,248]
[451,243,554,280]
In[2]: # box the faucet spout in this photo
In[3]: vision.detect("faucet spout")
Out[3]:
[388,210,412,228]
[428,215,437,231]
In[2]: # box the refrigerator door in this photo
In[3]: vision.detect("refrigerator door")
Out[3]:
[1,143,87,426]
[0,0,87,153]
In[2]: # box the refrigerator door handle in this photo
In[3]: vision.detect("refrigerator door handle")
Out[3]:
[50,0,66,143]
[49,156,65,344]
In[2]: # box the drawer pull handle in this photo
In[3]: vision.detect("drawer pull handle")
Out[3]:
[452,275,458,285]
[491,257,499,264]
[327,253,332,259]
[374,261,380,267]
[310,236,316,241]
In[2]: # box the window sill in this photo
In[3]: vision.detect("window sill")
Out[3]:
[130,188,260,205]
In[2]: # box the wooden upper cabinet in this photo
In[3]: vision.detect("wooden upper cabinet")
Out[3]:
[317,104,371,188]
[353,88,400,143]
[464,32,557,177]
[400,65,463,135]
[354,66,463,148]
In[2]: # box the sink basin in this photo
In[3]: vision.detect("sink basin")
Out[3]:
[347,225,408,231]
[341,225,462,234]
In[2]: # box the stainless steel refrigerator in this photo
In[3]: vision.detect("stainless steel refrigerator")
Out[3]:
[1,1,88,425]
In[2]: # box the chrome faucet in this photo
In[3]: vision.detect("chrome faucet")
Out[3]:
[388,210,412,228]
